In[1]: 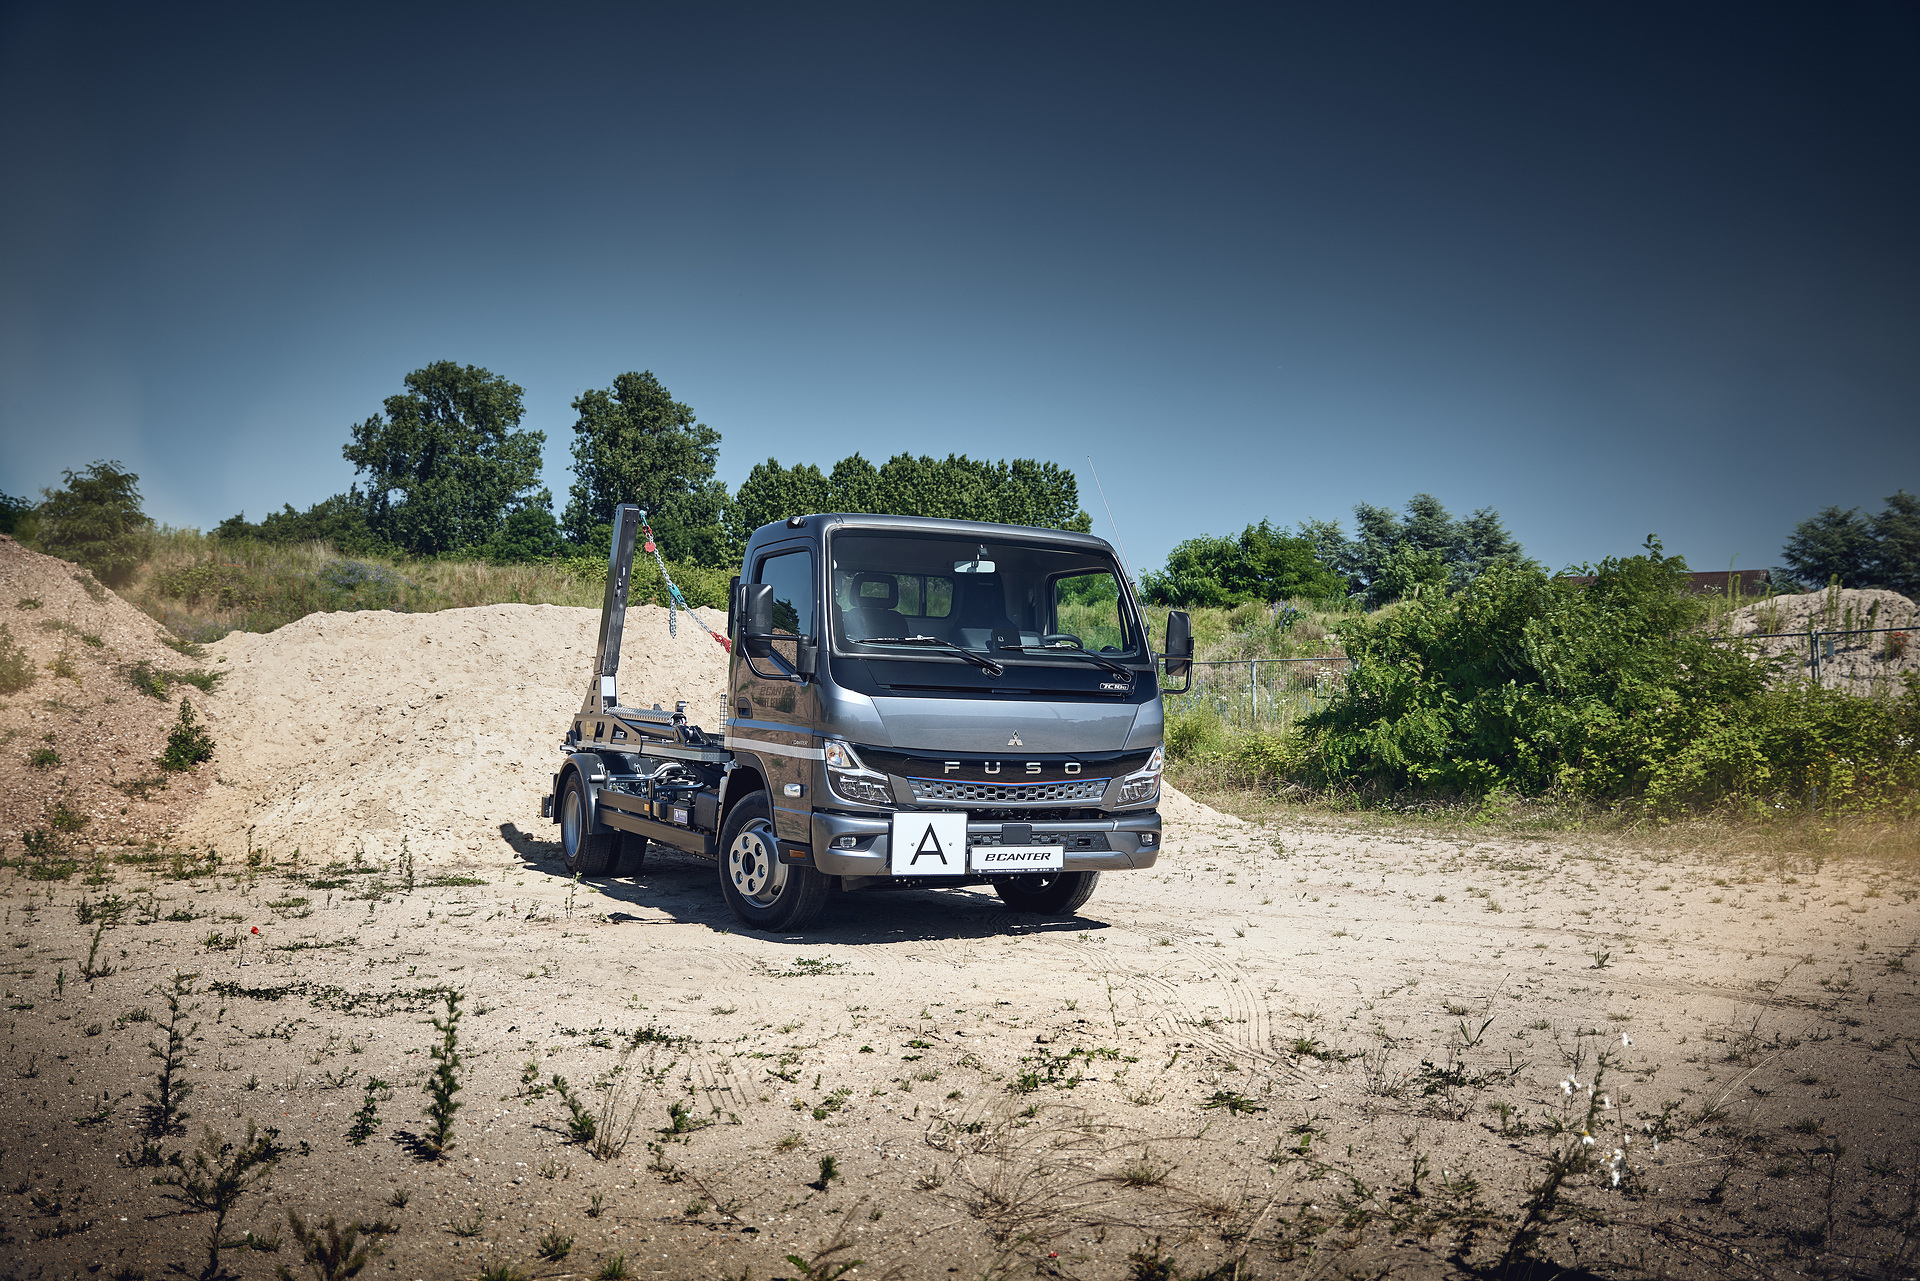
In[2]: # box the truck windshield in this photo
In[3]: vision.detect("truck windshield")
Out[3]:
[828,531,1142,660]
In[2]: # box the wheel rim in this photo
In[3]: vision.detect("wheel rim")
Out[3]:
[561,785,584,861]
[727,819,787,907]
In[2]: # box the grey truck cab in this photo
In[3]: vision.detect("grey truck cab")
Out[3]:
[548,507,1194,932]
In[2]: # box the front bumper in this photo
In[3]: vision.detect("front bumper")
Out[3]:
[808,809,1163,878]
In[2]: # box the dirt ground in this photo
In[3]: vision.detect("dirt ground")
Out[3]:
[5,802,1918,1280]
[2,601,1919,1281]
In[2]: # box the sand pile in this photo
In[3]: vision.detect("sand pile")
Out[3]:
[182,603,730,861]
[0,536,223,849]
[1725,587,1919,694]
[1725,586,1918,637]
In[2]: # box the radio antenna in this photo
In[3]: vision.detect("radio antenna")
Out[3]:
[1085,455,1136,585]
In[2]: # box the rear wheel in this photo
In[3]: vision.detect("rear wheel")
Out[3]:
[559,772,617,876]
[718,792,829,931]
[994,870,1099,915]
[616,834,649,876]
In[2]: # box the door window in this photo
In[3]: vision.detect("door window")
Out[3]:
[756,550,815,639]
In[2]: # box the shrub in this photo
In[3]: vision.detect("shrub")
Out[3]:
[160,700,215,772]
[0,623,33,695]
[1297,544,1920,813]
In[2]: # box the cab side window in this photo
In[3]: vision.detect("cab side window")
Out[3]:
[757,550,815,640]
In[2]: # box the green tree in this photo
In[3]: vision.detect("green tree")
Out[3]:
[724,452,1092,549]
[727,459,831,547]
[483,503,566,564]
[342,362,546,556]
[1303,494,1525,605]
[35,460,152,585]
[213,492,388,557]
[0,491,33,536]
[564,371,728,563]
[1781,504,1876,589]
[1141,520,1344,607]
[1867,490,1920,599]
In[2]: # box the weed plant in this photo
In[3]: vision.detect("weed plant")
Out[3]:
[153,1121,284,1281]
[0,622,38,694]
[137,973,200,1152]
[419,989,464,1158]
[347,1077,388,1145]
[284,1209,388,1281]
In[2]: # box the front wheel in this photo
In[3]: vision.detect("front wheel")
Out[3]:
[994,870,1099,915]
[558,772,617,876]
[717,792,829,931]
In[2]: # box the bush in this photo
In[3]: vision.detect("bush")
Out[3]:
[1143,521,1344,607]
[0,623,33,695]
[160,700,215,773]
[213,493,391,558]
[559,553,730,611]
[34,461,153,585]
[0,491,33,536]
[1296,541,1919,813]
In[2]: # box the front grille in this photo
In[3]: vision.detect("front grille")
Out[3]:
[909,777,1110,804]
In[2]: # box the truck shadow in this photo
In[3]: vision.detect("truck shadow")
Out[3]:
[499,822,1110,944]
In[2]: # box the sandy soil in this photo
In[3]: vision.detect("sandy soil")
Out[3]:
[0,536,221,852]
[181,604,729,862]
[1726,588,1919,695]
[2,603,1918,1281]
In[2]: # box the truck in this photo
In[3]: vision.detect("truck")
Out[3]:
[544,504,1194,932]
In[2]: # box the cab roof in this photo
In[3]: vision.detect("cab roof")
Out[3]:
[746,512,1120,557]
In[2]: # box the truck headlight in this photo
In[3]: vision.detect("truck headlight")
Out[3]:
[824,740,893,806]
[1116,745,1163,805]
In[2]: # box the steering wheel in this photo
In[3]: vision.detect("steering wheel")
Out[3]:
[1039,633,1083,649]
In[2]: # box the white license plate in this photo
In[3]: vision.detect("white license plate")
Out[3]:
[890,812,968,876]
[969,844,1065,873]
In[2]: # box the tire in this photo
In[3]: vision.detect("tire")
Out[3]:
[615,834,649,877]
[994,870,1100,916]
[558,771,617,877]
[717,792,829,932]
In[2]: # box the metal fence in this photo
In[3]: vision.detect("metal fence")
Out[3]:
[1732,624,1917,696]
[1164,655,1354,727]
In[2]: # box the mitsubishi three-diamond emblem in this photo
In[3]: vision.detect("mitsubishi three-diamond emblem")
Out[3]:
[1007,733,1023,747]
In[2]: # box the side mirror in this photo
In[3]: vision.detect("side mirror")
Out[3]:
[727,575,741,639]
[1163,611,1193,679]
[743,583,775,658]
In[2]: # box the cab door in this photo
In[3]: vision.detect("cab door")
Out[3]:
[737,544,820,842]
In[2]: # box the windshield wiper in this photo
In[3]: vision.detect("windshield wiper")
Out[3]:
[1003,643,1135,679]
[856,635,1004,677]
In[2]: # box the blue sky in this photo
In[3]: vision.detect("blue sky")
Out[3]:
[2,2,1916,577]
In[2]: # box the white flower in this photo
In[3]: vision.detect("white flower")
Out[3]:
[1580,1131,1595,1146]
[1621,1033,1632,1046]
[1601,1095,1612,1110]
[1560,1079,1573,1096]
